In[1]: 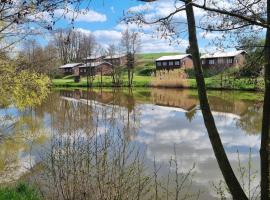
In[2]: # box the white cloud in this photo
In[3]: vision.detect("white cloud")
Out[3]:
[75,27,187,53]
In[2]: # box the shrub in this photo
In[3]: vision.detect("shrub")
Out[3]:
[185,68,224,78]
[0,183,41,200]
[137,68,154,76]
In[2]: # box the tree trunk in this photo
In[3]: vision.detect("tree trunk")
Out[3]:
[128,68,131,87]
[260,1,270,199]
[185,1,248,199]
[101,68,103,87]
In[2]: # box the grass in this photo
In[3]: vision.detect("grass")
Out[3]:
[52,75,151,87]
[188,76,264,91]
[0,183,41,200]
[52,75,264,91]
[138,52,180,60]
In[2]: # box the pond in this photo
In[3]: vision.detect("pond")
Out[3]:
[0,88,263,199]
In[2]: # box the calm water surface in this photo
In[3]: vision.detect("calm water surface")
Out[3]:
[0,88,263,199]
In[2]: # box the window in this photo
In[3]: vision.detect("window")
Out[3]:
[84,69,87,73]
[169,61,174,66]
[175,61,180,66]
[162,61,167,66]
[156,61,162,66]
[227,58,233,64]
[209,59,215,65]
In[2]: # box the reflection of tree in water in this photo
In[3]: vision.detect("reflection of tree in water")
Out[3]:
[59,88,140,140]
[185,106,198,122]
[236,104,263,135]
[0,107,48,183]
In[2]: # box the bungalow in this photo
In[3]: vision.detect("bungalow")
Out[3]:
[200,50,247,68]
[155,54,193,70]
[104,54,127,66]
[59,63,83,75]
[79,61,113,76]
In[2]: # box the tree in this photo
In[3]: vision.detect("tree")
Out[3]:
[0,56,50,110]
[16,39,60,76]
[107,44,123,86]
[53,29,96,64]
[238,37,264,78]
[121,29,141,87]
[0,0,86,52]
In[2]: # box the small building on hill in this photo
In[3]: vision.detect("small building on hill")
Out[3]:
[59,63,83,75]
[104,54,127,66]
[155,54,193,70]
[200,50,247,69]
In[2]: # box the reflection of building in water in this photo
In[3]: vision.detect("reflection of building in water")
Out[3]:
[150,88,198,111]
[59,89,262,133]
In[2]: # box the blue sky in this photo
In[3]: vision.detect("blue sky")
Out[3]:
[37,0,228,53]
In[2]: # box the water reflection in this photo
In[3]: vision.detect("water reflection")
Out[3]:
[0,88,263,199]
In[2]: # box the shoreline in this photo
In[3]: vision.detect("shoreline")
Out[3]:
[51,75,264,92]
[51,84,264,92]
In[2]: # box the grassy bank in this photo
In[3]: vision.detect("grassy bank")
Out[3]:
[52,75,150,87]
[188,77,264,91]
[52,75,264,91]
[0,183,41,200]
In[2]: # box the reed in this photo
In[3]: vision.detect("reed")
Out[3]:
[150,69,188,88]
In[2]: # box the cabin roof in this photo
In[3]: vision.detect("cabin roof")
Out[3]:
[200,50,246,59]
[104,54,126,59]
[156,54,191,61]
[59,63,83,69]
[82,55,104,60]
[80,61,112,68]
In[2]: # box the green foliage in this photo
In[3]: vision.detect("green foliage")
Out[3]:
[0,183,41,200]
[238,36,264,78]
[185,68,217,78]
[0,58,51,109]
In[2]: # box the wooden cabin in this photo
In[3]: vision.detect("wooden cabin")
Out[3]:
[59,63,83,75]
[79,62,113,76]
[104,54,127,66]
[155,54,193,70]
[200,50,247,69]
